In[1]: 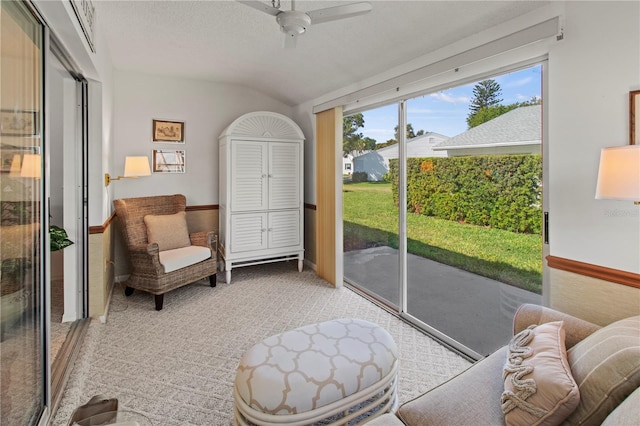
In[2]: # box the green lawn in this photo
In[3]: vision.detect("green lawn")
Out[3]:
[343,181,542,293]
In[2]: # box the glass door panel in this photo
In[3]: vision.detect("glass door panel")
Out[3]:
[343,105,399,306]
[0,1,45,424]
[405,66,544,356]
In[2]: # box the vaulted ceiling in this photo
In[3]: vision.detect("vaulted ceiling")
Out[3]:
[98,1,550,106]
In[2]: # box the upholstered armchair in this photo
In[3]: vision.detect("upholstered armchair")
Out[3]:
[113,194,217,311]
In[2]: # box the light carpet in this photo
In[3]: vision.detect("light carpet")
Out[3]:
[51,262,472,425]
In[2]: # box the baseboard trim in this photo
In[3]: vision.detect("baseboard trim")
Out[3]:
[303,259,317,272]
[50,318,90,421]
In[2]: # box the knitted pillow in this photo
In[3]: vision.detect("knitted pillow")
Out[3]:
[501,321,580,426]
[144,212,190,251]
[562,316,640,426]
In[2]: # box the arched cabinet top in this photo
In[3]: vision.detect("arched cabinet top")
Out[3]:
[219,111,304,140]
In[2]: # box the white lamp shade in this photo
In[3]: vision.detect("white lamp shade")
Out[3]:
[595,145,640,201]
[20,154,41,179]
[123,156,151,177]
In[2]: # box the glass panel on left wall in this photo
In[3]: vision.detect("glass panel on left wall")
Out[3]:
[0,1,46,424]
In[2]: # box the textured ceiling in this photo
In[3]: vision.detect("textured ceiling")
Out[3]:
[98,0,549,106]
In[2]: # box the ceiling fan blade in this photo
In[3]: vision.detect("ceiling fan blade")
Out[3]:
[307,2,372,25]
[237,0,281,17]
[283,33,297,49]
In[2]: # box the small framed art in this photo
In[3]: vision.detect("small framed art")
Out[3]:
[152,149,185,173]
[152,119,185,143]
[1,110,39,136]
[630,90,639,145]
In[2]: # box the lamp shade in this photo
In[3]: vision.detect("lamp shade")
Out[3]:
[123,156,151,177]
[9,154,21,176]
[20,154,41,179]
[595,145,640,201]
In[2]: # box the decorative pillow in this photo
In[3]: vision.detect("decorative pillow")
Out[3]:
[501,321,580,426]
[143,212,190,251]
[562,316,640,426]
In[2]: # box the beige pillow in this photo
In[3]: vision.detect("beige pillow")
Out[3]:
[562,316,640,426]
[144,212,190,251]
[502,321,580,426]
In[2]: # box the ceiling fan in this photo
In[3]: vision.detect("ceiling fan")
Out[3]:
[238,0,373,48]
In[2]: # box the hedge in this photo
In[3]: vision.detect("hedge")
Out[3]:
[388,155,542,234]
[351,171,369,182]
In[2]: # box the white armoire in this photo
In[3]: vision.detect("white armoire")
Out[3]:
[218,111,305,284]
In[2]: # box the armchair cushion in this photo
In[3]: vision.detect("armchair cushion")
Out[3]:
[144,211,190,251]
[501,321,579,426]
[158,246,211,273]
[563,315,640,426]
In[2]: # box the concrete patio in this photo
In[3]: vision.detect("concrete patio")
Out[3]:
[343,246,542,356]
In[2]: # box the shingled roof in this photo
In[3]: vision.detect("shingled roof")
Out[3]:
[434,104,541,150]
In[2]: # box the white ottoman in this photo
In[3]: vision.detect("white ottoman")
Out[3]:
[234,318,398,425]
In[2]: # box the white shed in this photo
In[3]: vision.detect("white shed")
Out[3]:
[353,132,449,181]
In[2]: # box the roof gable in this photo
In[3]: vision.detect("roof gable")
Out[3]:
[435,105,541,149]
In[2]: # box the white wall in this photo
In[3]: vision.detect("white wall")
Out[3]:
[110,71,293,206]
[548,1,640,274]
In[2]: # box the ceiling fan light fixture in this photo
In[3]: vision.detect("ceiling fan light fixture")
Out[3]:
[276,11,311,36]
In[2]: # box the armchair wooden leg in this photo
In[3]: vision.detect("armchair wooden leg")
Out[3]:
[209,274,217,287]
[124,287,134,296]
[155,294,164,311]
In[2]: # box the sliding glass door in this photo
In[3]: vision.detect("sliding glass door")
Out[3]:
[48,47,89,407]
[344,65,545,358]
[0,1,46,424]
[343,105,399,308]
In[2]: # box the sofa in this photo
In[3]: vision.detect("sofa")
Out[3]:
[368,304,640,426]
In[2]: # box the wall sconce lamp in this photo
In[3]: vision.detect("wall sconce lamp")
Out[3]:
[595,145,640,204]
[105,156,151,187]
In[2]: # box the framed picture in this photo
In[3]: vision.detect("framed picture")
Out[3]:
[152,149,185,173]
[69,0,96,53]
[0,146,40,174]
[152,119,185,143]
[630,90,640,145]
[1,110,39,136]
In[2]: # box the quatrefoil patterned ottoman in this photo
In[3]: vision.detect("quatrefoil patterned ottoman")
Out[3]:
[234,318,399,425]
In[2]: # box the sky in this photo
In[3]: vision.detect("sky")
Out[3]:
[360,64,542,143]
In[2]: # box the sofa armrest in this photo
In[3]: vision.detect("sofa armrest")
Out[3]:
[513,304,601,349]
[397,347,508,425]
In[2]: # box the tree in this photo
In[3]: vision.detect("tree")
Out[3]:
[376,123,426,150]
[362,137,377,151]
[467,104,518,128]
[343,113,366,155]
[467,95,542,129]
[468,79,503,114]
[375,139,398,150]
[393,123,425,140]
[520,96,541,107]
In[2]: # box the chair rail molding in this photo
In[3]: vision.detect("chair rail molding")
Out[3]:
[546,255,640,289]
